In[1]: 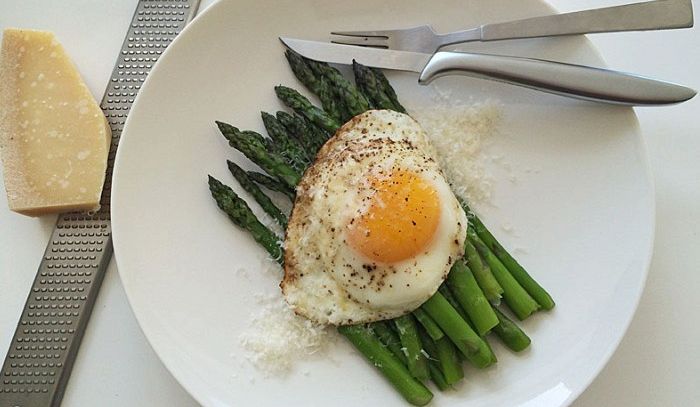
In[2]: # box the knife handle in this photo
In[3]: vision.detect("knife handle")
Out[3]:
[418,51,696,105]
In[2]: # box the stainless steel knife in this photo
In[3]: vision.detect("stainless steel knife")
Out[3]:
[280,37,696,106]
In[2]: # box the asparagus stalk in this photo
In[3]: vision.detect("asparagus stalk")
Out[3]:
[302,114,332,151]
[260,111,311,168]
[471,215,555,310]
[274,85,341,133]
[492,306,531,352]
[412,309,444,341]
[419,328,464,386]
[276,111,318,154]
[216,121,301,189]
[284,50,346,122]
[394,315,430,381]
[246,171,296,200]
[353,61,400,111]
[470,231,540,320]
[446,261,499,336]
[438,285,470,325]
[434,336,464,385]
[436,285,470,360]
[464,239,503,303]
[371,321,407,363]
[371,66,407,113]
[421,292,494,368]
[303,57,370,120]
[373,322,457,391]
[338,325,433,406]
[419,329,464,390]
[208,176,283,263]
[427,363,450,391]
[226,160,288,229]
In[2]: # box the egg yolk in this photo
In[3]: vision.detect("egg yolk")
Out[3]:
[347,170,441,263]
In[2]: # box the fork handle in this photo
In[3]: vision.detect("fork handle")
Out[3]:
[441,0,693,45]
[418,51,696,105]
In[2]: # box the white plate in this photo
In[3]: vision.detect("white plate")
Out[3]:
[111,0,654,406]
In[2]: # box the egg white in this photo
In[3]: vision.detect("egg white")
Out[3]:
[282,110,467,325]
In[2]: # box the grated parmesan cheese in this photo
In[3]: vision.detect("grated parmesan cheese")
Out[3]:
[412,102,502,205]
[239,290,334,375]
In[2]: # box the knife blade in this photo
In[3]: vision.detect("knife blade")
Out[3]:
[280,37,696,106]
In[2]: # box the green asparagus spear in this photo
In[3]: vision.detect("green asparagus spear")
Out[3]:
[460,200,553,310]
[371,321,407,363]
[261,111,312,167]
[428,363,450,391]
[471,215,555,310]
[470,232,540,320]
[353,61,397,111]
[419,327,464,386]
[446,261,499,336]
[464,239,503,303]
[284,50,322,93]
[394,315,430,381]
[412,308,444,341]
[276,111,316,153]
[261,111,291,144]
[421,292,494,368]
[216,121,301,189]
[492,306,531,352]
[208,176,282,263]
[226,161,287,228]
[303,57,370,120]
[417,329,458,388]
[285,50,347,122]
[437,285,472,359]
[302,114,332,151]
[246,171,296,201]
[371,66,407,113]
[438,285,470,325]
[434,336,464,385]
[338,325,433,406]
[274,85,341,133]
[372,320,457,391]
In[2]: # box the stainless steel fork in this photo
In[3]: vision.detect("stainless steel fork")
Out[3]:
[331,0,694,53]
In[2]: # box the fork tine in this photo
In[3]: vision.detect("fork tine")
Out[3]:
[330,36,388,48]
[330,29,392,38]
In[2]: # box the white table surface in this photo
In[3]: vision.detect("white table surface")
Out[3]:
[1,0,698,406]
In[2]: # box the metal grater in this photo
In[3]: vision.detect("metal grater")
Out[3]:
[0,1,200,405]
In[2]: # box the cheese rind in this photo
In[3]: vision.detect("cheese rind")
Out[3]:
[0,28,111,216]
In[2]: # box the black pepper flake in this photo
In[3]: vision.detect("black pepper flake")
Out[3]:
[362,264,377,272]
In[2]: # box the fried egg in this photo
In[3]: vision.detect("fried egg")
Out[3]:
[282,110,467,325]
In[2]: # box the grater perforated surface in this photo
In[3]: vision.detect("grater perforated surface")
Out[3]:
[0,1,200,405]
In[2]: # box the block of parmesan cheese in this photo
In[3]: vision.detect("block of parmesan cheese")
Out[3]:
[0,28,111,216]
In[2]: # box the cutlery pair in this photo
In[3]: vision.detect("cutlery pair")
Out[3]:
[283,0,696,105]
